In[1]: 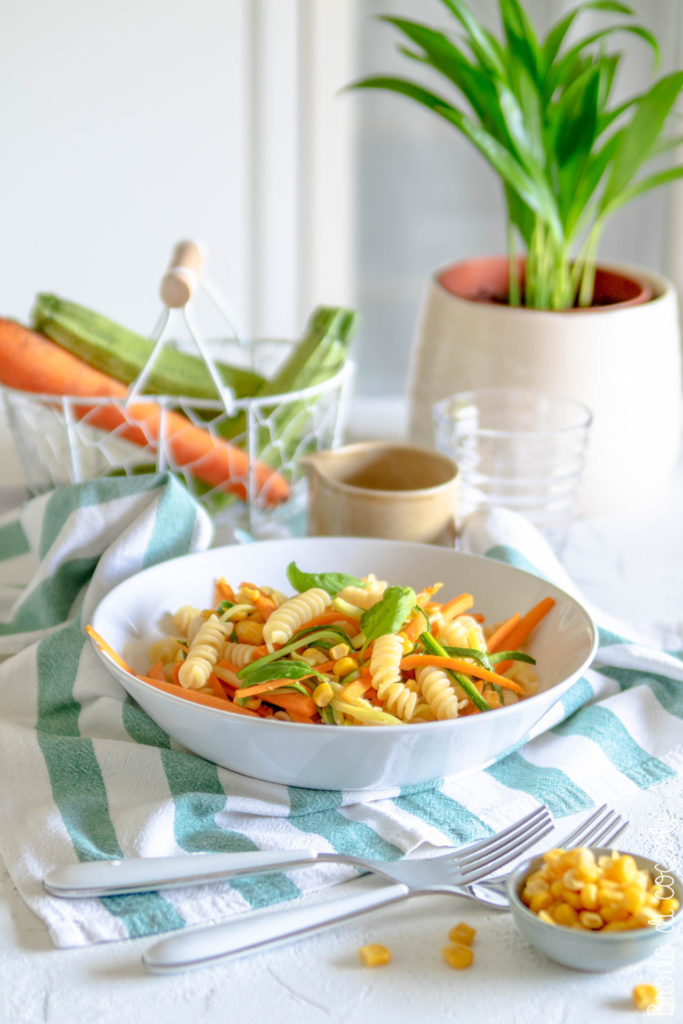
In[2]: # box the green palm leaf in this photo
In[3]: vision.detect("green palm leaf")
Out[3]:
[352,0,681,309]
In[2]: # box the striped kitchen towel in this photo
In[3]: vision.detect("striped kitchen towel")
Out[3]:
[0,477,680,948]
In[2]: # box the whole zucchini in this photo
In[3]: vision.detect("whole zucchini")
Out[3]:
[32,293,265,400]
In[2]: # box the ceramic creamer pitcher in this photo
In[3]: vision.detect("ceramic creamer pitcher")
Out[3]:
[300,441,459,545]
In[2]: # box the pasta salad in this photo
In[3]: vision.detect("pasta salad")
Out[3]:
[90,563,555,726]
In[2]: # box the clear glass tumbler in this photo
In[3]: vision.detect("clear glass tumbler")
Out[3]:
[433,388,593,550]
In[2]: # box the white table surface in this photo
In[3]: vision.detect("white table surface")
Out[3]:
[0,397,682,1024]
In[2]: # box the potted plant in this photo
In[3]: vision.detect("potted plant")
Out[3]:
[350,0,683,513]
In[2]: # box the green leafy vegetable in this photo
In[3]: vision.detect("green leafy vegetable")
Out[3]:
[360,586,416,646]
[286,562,365,597]
[348,0,683,309]
[238,659,324,686]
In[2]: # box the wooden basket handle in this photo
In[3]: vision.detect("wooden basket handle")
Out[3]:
[159,240,204,308]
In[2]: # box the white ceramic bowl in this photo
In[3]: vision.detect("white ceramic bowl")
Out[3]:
[506,848,682,972]
[90,536,598,790]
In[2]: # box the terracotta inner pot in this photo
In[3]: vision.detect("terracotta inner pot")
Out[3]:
[438,255,653,309]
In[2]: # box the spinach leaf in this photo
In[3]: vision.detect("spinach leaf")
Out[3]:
[286,561,366,597]
[239,659,325,685]
[360,586,416,645]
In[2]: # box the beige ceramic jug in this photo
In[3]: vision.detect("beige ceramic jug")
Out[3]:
[300,441,459,545]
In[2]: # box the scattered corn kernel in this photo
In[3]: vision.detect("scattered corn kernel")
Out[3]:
[521,847,678,933]
[313,682,334,707]
[234,619,264,645]
[448,922,476,946]
[358,943,391,967]
[329,642,350,660]
[632,984,659,1011]
[442,943,474,969]
[333,656,357,677]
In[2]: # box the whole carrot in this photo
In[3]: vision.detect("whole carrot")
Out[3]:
[0,318,289,505]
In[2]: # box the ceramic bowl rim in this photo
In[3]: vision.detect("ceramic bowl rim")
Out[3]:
[90,539,599,734]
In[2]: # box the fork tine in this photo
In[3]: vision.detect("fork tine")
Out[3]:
[456,805,552,870]
[588,817,628,849]
[556,804,612,848]
[460,821,556,885]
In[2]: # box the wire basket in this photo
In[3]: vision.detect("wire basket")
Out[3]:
[2,243,354,539]
[1,345,352,538]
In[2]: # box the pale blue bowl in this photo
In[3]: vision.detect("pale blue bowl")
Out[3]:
[506,848,682,972]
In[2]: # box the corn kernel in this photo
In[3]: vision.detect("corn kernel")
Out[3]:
[575,847,599,882]
[313,682,334,707]
[621,884,646,915]
[441,943,474,969]
[597,886,623,908]
[600,904,630,923]
[234,619,264,645]
[448,922,476,946]
[550,879,566,898]
[580,883,599,911]
[602,919,635,932]
[537,909,555,925]
[659,896,680,917]
[633,984,659,1011]
[358,943,391,967]
[607,854,638,885]
[523,872,549,895]
[552,902,579,927]
[543,849,564,864]
[329,642,350,660]
[578,911,603,930]
[333,656,357,677]
[528,891,553,914]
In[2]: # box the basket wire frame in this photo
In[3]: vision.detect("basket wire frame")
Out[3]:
[2,275,353,538]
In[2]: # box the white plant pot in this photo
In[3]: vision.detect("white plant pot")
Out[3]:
[408,259,683,515]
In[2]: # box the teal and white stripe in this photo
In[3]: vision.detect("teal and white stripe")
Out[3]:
[0,477,680,947]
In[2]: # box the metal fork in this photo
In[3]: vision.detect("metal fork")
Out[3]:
[463,803,629,908]
[142,804,553,974]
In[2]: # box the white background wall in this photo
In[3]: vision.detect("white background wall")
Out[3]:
[1,0,682,480]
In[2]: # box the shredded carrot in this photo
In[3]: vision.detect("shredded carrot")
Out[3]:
[399,653,524,693]
[493,598,556,673]
[486,612,522,653]
[138,673,260,715]
[310,660,336,673]
[403,611,427,642]
[214,578,237,605]
[339,680,371,702]
[206,673,229,699]
[263,691,317,718]
[146,659,166,681]
[86,625,133,672]
[215,660,247,676]
[236,679,312,700]
[440,592,475,618]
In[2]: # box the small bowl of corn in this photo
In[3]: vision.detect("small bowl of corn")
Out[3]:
[505,846,682,972]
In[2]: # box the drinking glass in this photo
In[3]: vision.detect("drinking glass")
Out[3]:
[433,387,592,550]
